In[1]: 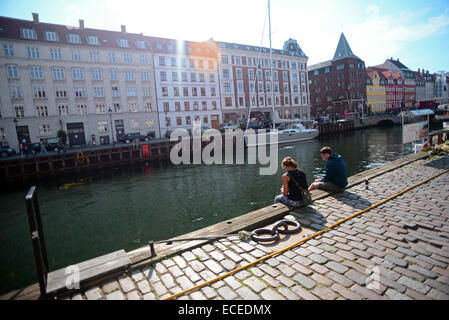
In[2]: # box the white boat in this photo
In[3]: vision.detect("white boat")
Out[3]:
[245,122,318,148]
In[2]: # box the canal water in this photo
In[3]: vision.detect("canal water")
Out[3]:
[0,125,415,294]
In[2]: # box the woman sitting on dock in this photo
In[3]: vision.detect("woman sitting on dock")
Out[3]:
[274,157,309,208]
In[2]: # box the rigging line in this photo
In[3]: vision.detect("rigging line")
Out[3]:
[162,167,449,300]
[246,2,269,130]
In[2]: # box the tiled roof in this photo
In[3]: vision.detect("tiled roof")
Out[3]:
[332,32,362,62]
[217,39,307,58]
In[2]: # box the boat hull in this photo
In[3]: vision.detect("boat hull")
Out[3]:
[245,130,319,148]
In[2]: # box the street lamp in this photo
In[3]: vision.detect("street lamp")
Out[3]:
[108,107,115,146]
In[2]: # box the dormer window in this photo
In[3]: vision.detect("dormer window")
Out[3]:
[87,36,99,45]
[45,31,59,42]
[135,40,146,49]
[117,39,129,48]
[67,33,81,44]
[21,27,37,40]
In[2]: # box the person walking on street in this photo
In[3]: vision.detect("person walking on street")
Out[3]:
[274,157,309,208]
[19,143,24,158]
[40,140,48,155]
[308,146,348,193]
[58,138,66,153]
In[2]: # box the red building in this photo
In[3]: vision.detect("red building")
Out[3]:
[308,33,367,117]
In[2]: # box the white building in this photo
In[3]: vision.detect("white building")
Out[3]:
[0,14,159,149]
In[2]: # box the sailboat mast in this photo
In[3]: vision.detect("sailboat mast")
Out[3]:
[268,0,275,130]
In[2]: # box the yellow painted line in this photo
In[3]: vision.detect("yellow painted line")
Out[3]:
[163,168,449,300]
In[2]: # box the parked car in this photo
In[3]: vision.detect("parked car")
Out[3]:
[246,121,265,130]
[219,123,239,132]
[0,147,16,158]
[117,132,150,144]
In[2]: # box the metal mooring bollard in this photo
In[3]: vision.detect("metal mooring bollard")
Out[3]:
[148,241,156,257]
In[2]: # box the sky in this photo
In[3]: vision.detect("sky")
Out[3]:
[1,0,449,73]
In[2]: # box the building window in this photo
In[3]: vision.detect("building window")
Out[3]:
[96,103,107,114]
[90,51,100,62]
[108,52,116,63]
[39,124,51,136]
[87,36,99,45]
[139,55,149,65]
[3,44,14,56]
[159,56,165,66]
[173,87,180,97]
[136,40,146,49]
[225,97,232,107]
[221,55,228,64]
[93,87,104,97]
[21,27,37,40]
[183,87,189,97]
[222,69,230,79]
[172,72,178,82]
[124,53,133,64]
[75,87,87,98]
[112,86,120,97]
[7,65,19,78]
[91,68,103,80]
[77,104,88,115]
[30,66,44,79]
[58,105,69,116]
[184,101,190,111]
[129,103,138,113]
[32,86,47,98]
[125,70,135,81]
[71,50,81,61]
[162,87,169,97]
[36,105,49,117]
[202,101,207,110]
[10,86,22,99]
[97,121,108,132]
[117,39,129,48]
[224,83,232,93]
[110,69,118,81]
[142,87,151,97]
[52,67,65,80]
[45,31,58,42]
[55,87,67,98]
[165,117,171,127]
[192,87,198,96]
[142,71,151,81]
[67,33,81,43]
[191,73,197,82]
[182,72,188,82]
[27,47,40,59]
[15,106,25,118]
[71,68,84,80]
[127,87,137,97]
[160,71,167,81]
[209,73,215,83]
[113,103,121,113]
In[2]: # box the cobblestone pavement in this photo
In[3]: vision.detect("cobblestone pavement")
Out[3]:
[67,155,449,300]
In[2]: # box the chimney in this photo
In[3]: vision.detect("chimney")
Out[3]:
[121,25,126,33]
[32,13,39,23]
[79,19,85,29]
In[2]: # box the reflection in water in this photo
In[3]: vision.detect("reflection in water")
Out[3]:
[0,126,413,294]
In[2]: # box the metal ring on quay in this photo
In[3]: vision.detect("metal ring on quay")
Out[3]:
[250,219,301,243]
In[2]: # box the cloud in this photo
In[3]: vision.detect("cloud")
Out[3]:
[351,5,449,66]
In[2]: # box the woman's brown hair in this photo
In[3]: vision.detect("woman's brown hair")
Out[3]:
[282,157,298,169]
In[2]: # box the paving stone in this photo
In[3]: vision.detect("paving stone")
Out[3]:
[106,290,125,300]
[351,284,387,300]
[291,263,313,275]
[427,288,449,300]
[192,248,209,260]
[223,276,242,290]
[190,260,206,273]
[418,255,447,269]
[322,252,344,263]
[137,280,151,294]
[238,242,255,252]
[244,276,268,293]
[155,262,168,274]
[126,291,141,300]
[404,288,432,300]
[130,270,145,282]
[308,253,328,265]
[261,274,280,288]
[278,287,300,300]
[250,249,266,259]
[293,273,317,290]
[168,265,184,278]
[276,275,295,287]
[234,270,251,280]
[385,254,408,268]
[294,247,313,257]
[396,247,418,257]
[201,286,218,299]
[220,259,236,271]
[351,249,372,259]
[258,264,281,278]
[310,263,329,274]
[190,291,207,300]
[160,273,176,289]
[84,287,103,300]
[184,266,202,283]
[101,280,120,294]
[325,261,349,274]
[345,269,368,286]
[173,256,187,269]
[311,274,333,287]
[312,286,339,300]
[327,271,354,288]
[293,255,313,266]
[152,281,168,296]
[236,286,261,300]
[278,263,296,277]
[217,286,238,300]
[209,250,226,261]
[397,276,431,295]
[176,276,194,290]
[178,251,196,262]
[331,283,362,300]
[142,266,159,283]
[260,288,286,300]
[385,288,413,300]
[336,249,356,260]
[143,292,156,300]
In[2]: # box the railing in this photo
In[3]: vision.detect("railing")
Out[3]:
[25,186,49,298]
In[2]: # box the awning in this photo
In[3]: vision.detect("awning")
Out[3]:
[399,109,434,117]
[224,112,240,119]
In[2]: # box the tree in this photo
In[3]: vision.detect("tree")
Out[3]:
[57,129,67,145]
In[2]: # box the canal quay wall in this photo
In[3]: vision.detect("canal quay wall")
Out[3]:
[3,149,449,300]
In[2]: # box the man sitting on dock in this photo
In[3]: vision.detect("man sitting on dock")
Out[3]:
[308,146,348,193]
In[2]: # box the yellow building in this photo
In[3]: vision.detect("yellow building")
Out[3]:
[366,70,387,113]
